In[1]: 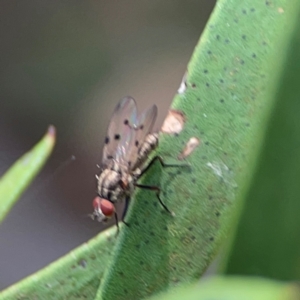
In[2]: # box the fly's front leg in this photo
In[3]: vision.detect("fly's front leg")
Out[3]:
[114,212,120,235]
[134,183,174,216]
[121,196,131,227]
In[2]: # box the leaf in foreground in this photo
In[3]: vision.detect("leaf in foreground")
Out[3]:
[0,125,56,223]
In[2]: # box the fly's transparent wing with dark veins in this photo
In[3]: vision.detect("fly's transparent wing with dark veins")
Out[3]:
[101,96,158,171]
[124,104,157,171]
[102,96,137,168]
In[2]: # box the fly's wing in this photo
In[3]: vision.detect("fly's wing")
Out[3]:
[101,96,138,167]
[124,104,157,170]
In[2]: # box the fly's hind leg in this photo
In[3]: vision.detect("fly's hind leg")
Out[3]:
[135,155,190,215]
[138,155,190,178]
[134,183,174,216]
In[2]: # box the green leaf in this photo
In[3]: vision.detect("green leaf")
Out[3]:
[1,0,298,299]
[0,126,56,223]
[0,227,117,300]
[96,1,298,299]
[224,3,300,280]
[149,277,300,300]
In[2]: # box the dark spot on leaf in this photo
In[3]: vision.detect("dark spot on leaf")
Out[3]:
[216,35,220,40]
[225,39,230,44]
[124,289,128,294]
[105,136,109,144]
[207,50,212,55]
[205,141,209,145]
[242,9,247,14]
[216,212,221,217]
[140,261,144,265]
[145,240,149,244]
[197,98,201,101]
[187,261,193,267]
[265,1,270,5]
[124,119,129,125]
[246,123,250,127]
[240,59,245,65]
[209,195,213,200]
[134,220,139,226]
[234,18,239,23]
[114,134,120,140]
[210,237,214,241]
[252,53,257,58]
[219,79,224,83]
[192,178,196,184]
[191,83,196,88]
[191,236,196,240]
[250,8,255,12]
[150,231,155,236]
[204,69,208,74]
[206,83,210,87]
[90,254,96,260]
[242,35,246,40]
[78,259,87,268]
[135,244,141,249]
[220,99,224,103]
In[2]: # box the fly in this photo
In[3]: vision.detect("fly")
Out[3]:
[91,96,186,232]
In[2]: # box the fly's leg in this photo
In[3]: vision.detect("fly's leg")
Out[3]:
[136,156,190,215]
[134,183,173,215]
[139,155,190,177]
[114,212,120,235]
[121,196,131,227]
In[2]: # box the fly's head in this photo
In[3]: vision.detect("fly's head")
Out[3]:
[90,196,115,222]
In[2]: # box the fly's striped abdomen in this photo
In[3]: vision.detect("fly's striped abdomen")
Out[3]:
[131,133,159,173]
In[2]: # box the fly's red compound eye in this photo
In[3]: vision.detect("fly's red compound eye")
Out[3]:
[100,199,115,217]
[93,197,115,217]
[92,196,101,210]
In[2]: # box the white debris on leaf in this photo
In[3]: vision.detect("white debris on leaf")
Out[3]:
[178,137,200,160]
[177,71,188,94]
[206,161,238,188]
[161,109,185,134]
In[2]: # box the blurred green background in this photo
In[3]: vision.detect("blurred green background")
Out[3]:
[0,1,215,290]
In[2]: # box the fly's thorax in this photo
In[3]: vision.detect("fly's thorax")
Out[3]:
[97,168,121,202]
[97,161,135,202]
